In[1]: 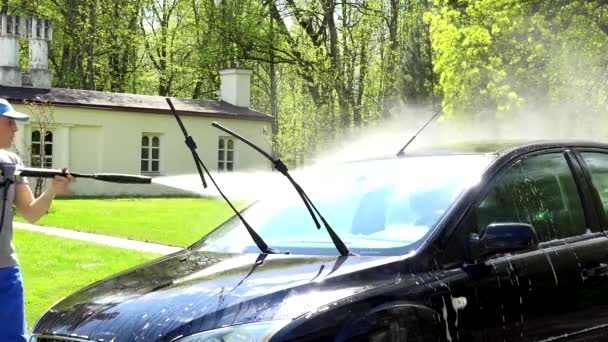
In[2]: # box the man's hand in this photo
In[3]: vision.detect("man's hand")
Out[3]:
[15,167,74,223]
[48,168,75,196]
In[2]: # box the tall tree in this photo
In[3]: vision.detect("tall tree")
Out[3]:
[101,0,142,92]
[140,0,187,96]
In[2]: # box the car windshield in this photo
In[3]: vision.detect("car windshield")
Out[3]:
[195,154,494,256]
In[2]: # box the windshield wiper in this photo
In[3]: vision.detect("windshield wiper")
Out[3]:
[166,99,282,254]
[166,99,208,188]
[211,122,352,256]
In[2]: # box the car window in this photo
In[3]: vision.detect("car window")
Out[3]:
[475,153,586,242]
[580,152,608,219]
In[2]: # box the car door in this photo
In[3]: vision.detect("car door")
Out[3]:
[556,150,608,339]
[442,151,597,341]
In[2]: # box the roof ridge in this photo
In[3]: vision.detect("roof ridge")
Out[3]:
[0,85,272,121]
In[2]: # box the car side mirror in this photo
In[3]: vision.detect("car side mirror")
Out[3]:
[469,222,539,260]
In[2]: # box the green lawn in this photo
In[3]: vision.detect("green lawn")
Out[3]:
[15,197,241,247]
[14,229,161,329]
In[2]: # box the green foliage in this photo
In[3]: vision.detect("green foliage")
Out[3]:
[15,229,160,328]
[14,197,242,247]
[7,0,608,159]
[429,0,608,118]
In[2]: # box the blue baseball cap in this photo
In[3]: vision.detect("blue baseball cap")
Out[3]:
[0,98,29,121]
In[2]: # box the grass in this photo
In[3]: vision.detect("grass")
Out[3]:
[14,229,161,329]
[15,197,241,247]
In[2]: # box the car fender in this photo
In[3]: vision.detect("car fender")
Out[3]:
[334,301,445,342]
[271,299,445,342]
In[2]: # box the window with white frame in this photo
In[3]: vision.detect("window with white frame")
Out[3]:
[141,134,161,173]
[31,130,53,168]
[218,137,234,171]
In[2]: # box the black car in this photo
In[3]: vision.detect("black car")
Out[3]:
[30,141,608,341]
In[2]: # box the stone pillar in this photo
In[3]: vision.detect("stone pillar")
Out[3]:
[0,14,25,87]
[27,17,52,89]
[56,125,71,168]
[14,122,26,159]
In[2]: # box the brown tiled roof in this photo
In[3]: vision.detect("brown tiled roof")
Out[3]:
[0,86,272,121]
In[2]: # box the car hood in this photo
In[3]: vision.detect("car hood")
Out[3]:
[33,250,408,341]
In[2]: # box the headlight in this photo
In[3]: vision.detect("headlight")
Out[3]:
[174,320,291,342]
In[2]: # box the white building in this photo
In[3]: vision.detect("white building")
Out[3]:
[0,14,272,196]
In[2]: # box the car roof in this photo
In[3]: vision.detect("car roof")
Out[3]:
[330,140,608,167]
[403,140,608,157]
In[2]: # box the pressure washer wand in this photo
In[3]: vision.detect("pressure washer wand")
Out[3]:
[15,167,152,184]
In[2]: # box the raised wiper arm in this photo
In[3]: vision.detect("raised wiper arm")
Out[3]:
[166,98,207,188]
[211,122,352,257]
[166,99,281,255]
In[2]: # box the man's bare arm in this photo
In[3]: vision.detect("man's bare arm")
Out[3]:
[14,174,73,223]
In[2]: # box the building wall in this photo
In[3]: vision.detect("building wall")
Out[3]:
[12,104,272,196]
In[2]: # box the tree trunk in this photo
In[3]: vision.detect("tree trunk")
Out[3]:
[58,43,70,87]
[324,0,350,128]
[86,0,97,90]
[57,0,79,87]
[269,12,279,156]
[192,79,203,98]
[424,20,436,109]
[108,0,139,93]
[353,40,368,127]
[381,0,400,119]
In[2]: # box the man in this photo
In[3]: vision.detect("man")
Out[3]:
[0,98,73,341]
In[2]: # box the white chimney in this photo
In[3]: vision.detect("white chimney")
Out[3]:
[219,68,252,107]
[27,17,52,89]
[0,14,25,87]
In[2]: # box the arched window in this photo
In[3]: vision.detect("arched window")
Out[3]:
[141,133,161,173]
[31,130,53,168]
[218,137,235,172]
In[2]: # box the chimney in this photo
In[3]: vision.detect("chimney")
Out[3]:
[26,17,52,89]
[0,14,26,87]
[219,68,252,107]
